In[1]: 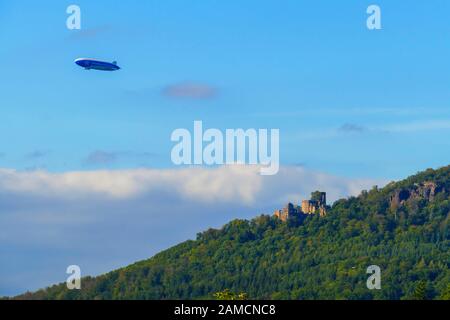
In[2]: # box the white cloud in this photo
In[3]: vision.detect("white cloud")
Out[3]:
[0,166,264,203]
[380,119,450,133]
[0,165,384,205]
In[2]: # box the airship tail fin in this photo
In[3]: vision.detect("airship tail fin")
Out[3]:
[112,61,117,65]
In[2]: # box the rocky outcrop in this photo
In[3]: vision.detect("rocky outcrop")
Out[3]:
[390,181,443,209]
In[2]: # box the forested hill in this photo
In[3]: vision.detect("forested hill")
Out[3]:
[14,166,450,300]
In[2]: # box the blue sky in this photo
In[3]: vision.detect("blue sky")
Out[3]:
[1,0,450,296]
[1,0,450,178]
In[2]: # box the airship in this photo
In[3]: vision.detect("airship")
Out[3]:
[74,58,121,71]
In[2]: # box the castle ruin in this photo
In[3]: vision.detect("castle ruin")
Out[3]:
[274,191,327,222]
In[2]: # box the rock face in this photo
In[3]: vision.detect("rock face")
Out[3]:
[390,181,442,209]
[417,182,439,200]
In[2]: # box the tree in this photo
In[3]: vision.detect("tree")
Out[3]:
[412,281,427,300]
[214,289,248,300]
[439,284,450,300]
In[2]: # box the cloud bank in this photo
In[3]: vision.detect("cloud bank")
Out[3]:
[0,165,384,205]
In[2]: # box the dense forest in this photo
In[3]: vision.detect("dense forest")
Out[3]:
[12,166,450,300]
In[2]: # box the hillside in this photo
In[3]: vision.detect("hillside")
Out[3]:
[13,166,450,300]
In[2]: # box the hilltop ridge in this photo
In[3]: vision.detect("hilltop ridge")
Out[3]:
[11,165,450,300]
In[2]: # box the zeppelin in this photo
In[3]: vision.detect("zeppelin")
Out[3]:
[74,58,121,71]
